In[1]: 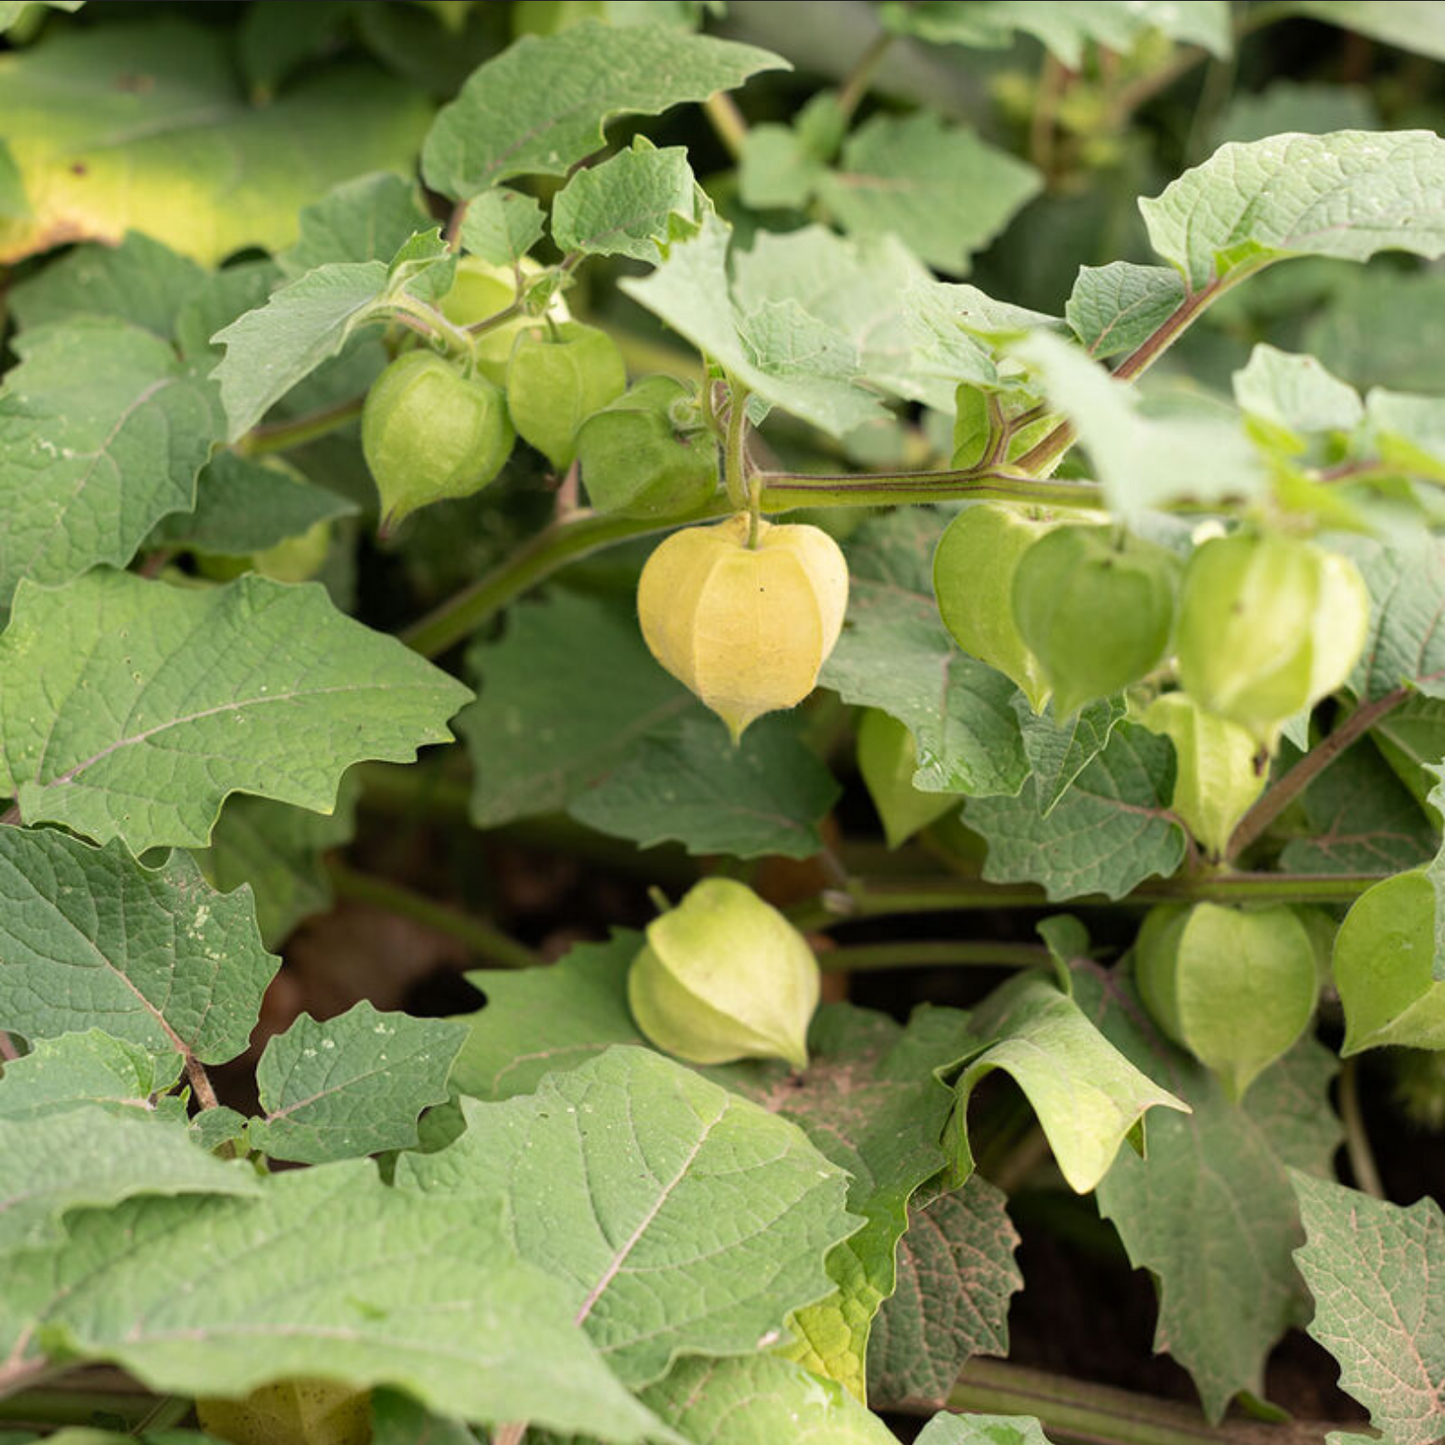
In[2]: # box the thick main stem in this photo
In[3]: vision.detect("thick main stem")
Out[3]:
[942,1359,1341,1445]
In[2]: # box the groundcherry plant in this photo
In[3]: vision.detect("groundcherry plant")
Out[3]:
[2,4,1445,1445]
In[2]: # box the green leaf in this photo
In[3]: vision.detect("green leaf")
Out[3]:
[279,171,433,277]
[1366,389,1445,482]
[0,828,277,1064]
[867,1177,1022,1410]
[1333,869,1445,1053]
[1278,740,1434,876]
[1232,343,1364,444]
[1065,262,1186,361]
[248,1002,466,1165]
[880,0,1231,67]
[1292,1172,1445,1445]
[458,187,547,268]
[0,1030,185,1124]
[821,509,1029,799]
[422,21,785,196]
[944,972,1189,1194]
[1087,967,1341,1421]
[195,787,358,951]
[1015,332,1265,513]
[1015,695,1128,817]
[967,722,1187,901]
[174,260,284,368]
[738,123,827,211]
[639,1355,898,1444]
[0,138,28,219]
[0,317,223,607]
[1342,535,1445,700]
[552,141,697,262]
[1139,131,1445,292]
[460,591,691,829]
[915,1413,1055,1445]
[0,20,431,265]
[398,1046,860,1387]
[620,211,884,438]
[9,232,206,338]
[0,1107,259,1256]
[451,932,647,1103]
[1280,1,1445,62]
[568,713,841,861]
[1306,268,1445,393]
[904,282,1060,397]
[0,570,472,851]
[154,452,356,557]
[816,112,1040,275]
[209,260,389,441]
[6,1161,672,1443]
[709,1004,971,1400]
[729,226,948,409]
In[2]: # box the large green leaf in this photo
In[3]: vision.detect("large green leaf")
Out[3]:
[944,972,1189,1194]
[0,317,222,607]
[639,1355,897,1445]
[1292,1173,1445,1445]
[0,1107,259,1256]
[460,591,691,830]
[3,1161,672,1443]
[398,1046,860,1388]
[1342,535,1445,701]
[279,171,433,277]
[708,1004,973,1401]
[1065,262,1186,361]
[568,713,840,861]
[8,232,206,338]
[966,722,1187,901]
[1139,131,1445,292]
[451,933,647,1103]
[0,1030,185,1124]
[816,112,1039,275]
[620,211,885,438]
[247,1002,467,1165]
[880,0,1231,67]
[0,20,431,265]
[1086,969,1341,1422]
[821,509,1029,799]
[1015,695,1128,817]
[915,1413,1055,1445]
[0,827,277,1065]
[421,21,785,197]
[867,1177,1022,1410]
[0,570,471,852]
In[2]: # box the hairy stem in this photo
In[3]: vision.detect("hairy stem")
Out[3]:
[400,466,1101,657]
[817,940,1052,972]
[184,1055,221,1112]
[940,1359,1341,1445]
[1339,1056,1385,1199]
[326,861,542,970]
[702,91,748,159]
[1226,686,1412,861]
[787,871,1383,930]
[836,31,893,122]
[240,395,365,456]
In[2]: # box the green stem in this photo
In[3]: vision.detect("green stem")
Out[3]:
[1339,1056,1385,1200]
[0,1385,157,1425]
[400,467,1101,657]
[725,379,752,517]
[818,940,1051,972]
[238,395,365,457]
[941,1359,1340,1445]
[1227,685,1412,861]
[790,871,1382,929]
[702,91,748,159]
[387,293,476,363]
[326,861,542,970]
[835,31,893,123]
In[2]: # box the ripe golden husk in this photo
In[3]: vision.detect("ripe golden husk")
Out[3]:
[637,512,849,741]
